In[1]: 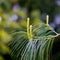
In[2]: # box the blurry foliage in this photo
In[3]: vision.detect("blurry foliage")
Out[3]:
[0,29,12,60]
[0,55,4,60]
[0,13,12,59]
[0,29,11,43]
[0,0,60,22]
[0,0,56,14]
[0,0,11,11]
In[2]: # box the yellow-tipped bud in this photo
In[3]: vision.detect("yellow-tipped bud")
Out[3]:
[46,15,49,25]
[27,17,30,39]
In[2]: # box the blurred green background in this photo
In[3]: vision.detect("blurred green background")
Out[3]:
[0,0,60,32]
